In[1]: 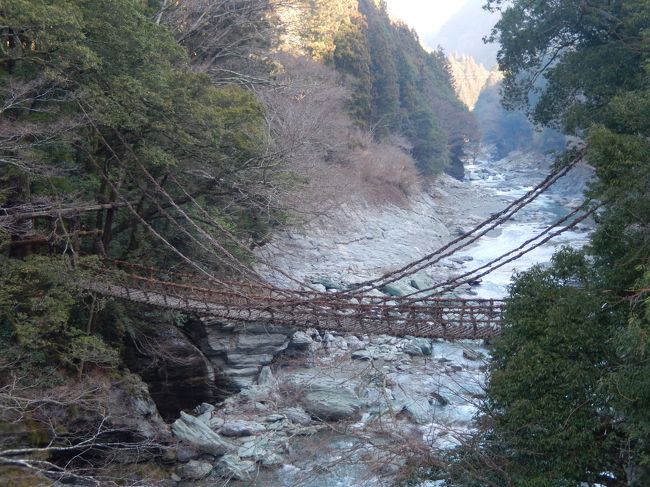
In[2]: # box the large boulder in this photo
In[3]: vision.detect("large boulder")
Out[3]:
[403,337,433,356]
[302,390,361,421]
[286,330,314,354]
[380,281,415,297]
[215,454,257,481]
[300,382,362,421]
[175,460,213,481]
[283,407,312,426]
[410,275,434,291]
[188,319,293,391]
[171,411,237,455]
[219,420,266,437]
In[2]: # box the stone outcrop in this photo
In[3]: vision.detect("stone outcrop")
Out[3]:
[301,386,362,421]
[187,319,296,390]
[175,460,213,481]
[123,321,226,420]
[171,411,237,455]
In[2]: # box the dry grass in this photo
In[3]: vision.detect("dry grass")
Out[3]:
[353,138,422,207]
[256,53,422,222]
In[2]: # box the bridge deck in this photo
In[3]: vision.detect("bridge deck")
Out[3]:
[85,270,504,340]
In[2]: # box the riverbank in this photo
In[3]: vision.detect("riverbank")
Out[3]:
[161,151,593,486]
[256,169,505,288]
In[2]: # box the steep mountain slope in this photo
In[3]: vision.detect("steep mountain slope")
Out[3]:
[447,53,492,110]
[425,0,500,68]
[280,0,476,177]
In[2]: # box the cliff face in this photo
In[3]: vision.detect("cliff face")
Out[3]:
[447,54,504,111]
[447,53,492,110]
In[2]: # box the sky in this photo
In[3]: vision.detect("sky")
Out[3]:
[384,0,470,39]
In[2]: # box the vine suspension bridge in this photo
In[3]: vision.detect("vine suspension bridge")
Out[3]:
[5,153,595,340]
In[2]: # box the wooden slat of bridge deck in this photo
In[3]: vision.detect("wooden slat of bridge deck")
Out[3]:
[85,278,504,340]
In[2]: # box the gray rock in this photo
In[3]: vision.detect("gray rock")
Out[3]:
[265,420,286,431]
[176,460,213,481]
[235,333,289,354]
[257,366,275,386]
[430,392,450,407]
[175,446,200,463]
[283,407,312,426]
[287,331,313,355]
[346,336,366,352]
[194,403,215,415]
[171,411,237,455]
[410,275,433,291]
[223,366,260,389]
[239,385,273,403]
[230,376,255,390]
[219,420,266,437]
[261,453,285,466]
[224,366,260,377]
[380,282,413,297]
[351,350,374,361]
[209,416,225,430]
[403,342,424,356]
[215,454,256,481]
[312,277,340,290]
[227,353,275,367]
[393,389,432,424]
[403,338,433,356]
[302,388,362,421]
[238,435,273,459]
[265,414,285,423]
[196,410,212,424]
[310,283,327,293]
[333,336,349,351]
[370,334,394,345]
[463,350,486,361]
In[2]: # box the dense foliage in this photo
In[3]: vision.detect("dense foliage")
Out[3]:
[448,1,650,485]
[473,79,566,158]
[0,0,290,373]
[295,0,476,175]
[0,0,284,480]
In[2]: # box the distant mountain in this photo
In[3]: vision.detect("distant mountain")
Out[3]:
[425,0,500,69]
[447,53,495,110]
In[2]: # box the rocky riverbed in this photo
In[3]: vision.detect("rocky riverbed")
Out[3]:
[170,332,489,486]
[163,150,593,486]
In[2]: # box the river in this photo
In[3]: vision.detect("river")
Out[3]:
[204,151,592,487]
[454,155,592,299]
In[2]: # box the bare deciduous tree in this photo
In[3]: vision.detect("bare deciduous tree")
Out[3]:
[0,360,168,486]
[159,0,293,86]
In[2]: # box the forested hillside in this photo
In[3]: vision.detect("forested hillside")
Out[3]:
[473,75,566,157]
[437,1,650,486]
[285,0,476,177]
[0,0,473,483]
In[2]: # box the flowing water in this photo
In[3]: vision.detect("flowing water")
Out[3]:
[456,157,592,299]
[227,154,592,487]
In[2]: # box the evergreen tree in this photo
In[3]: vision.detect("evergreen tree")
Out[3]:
[295,0,476,175]
[449,1,650,485]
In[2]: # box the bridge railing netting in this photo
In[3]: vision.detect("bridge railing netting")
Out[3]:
[82,260,505,340]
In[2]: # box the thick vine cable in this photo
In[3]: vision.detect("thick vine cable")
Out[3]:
[403,202,599,302]
[339,152,585,296]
